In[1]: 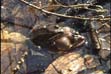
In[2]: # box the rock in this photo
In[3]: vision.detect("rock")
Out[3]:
[9,32,27,43]
[1,30,28,43]
[45,52,102,74]
[45,52,85,74]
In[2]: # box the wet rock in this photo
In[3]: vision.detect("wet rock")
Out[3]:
[45,52,102,74]
[45,52,85,74]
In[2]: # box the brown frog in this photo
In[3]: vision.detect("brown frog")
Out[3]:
[30,25,85,51]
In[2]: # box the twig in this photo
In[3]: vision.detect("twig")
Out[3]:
[41,4,108,14]
[20,0,110,21]
[42,3,106,10]
[90,22,102,50]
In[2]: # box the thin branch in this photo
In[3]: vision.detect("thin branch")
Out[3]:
[42,3,107,10]
[41,4,108,14]
[20,0,110,21]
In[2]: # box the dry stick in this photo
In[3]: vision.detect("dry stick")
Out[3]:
[20,0,110,21]
[104,23,110,28]
[49,0,106,11]
[42,3,108,12]
[42,3,92,8]
[41,4,108,14]
[90,22,102,50]
[49,0,109,15]
[97,25,106,33]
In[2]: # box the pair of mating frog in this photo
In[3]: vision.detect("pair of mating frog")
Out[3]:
[30,24,85,52]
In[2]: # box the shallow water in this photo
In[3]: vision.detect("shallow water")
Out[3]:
[1,0,110,74]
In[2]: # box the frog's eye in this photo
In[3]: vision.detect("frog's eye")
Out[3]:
[43,25,47,28]
[54,25,60,29]
[63,27,71,32]
[75,31,79,35]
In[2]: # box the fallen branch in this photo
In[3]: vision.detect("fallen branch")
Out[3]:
[20,0,110,21]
